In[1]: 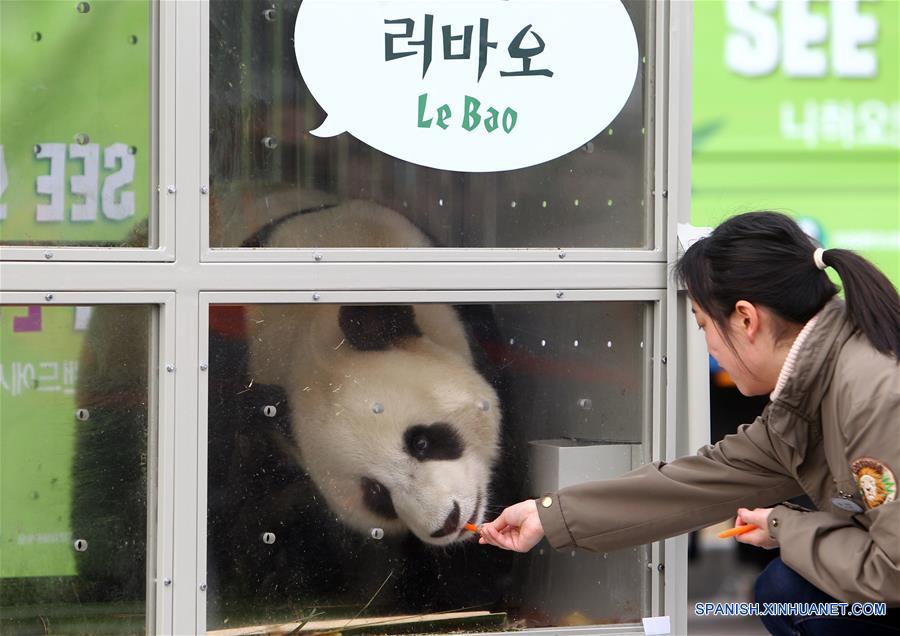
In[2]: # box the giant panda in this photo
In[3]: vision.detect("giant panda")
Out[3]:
[242,204,502,547]
[75,199,523,624]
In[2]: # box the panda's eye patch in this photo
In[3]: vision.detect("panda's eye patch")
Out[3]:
[404,423,464,461]
[360,477,398,519]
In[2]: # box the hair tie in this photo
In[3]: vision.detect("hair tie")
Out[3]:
[813,247,827,270]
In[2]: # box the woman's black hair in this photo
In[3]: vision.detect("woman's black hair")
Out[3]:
[675,211,900,359]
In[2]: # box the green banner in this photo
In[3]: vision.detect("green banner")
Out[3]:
[0,306,85,577]
[0,0,151,246]
[693,0,899,285]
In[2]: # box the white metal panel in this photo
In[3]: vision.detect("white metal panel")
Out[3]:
[663,1,695,635]
[0,261,667,292]
[203,247,667,262]
[171,0,205,633]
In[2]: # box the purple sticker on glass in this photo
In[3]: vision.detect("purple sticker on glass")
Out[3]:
[13,306,42,332]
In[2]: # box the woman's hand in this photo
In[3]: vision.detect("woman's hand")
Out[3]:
[734,507,778,549]
[478,499,545,552]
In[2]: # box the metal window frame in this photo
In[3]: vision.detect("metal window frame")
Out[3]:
[198,289,664,635]
[0,1,175,262]
[0,291,177,635]
[0,1,699,634]
[198,0,664,264]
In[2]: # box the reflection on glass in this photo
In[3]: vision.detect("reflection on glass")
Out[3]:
[0,1,154,247]
[206,301,650,632]
[0,305,153,635]
[209,0,649,249]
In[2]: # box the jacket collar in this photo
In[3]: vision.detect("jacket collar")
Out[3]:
[767,297,856,449]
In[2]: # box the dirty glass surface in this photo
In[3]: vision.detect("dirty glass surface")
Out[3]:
[0,305,154,635]
[209,0,650,250]
[206,301,651,633]
[0,1,154,247]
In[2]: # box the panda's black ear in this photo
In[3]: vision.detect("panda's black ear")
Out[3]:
[338,305,422,351]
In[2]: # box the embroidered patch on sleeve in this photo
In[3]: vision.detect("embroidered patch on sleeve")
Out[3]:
[851,458,897,510]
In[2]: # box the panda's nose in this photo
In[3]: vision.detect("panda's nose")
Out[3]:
[429,501,461,538]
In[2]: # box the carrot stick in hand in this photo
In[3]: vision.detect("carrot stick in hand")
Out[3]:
[718,524,758,539]
[464,523,480,534]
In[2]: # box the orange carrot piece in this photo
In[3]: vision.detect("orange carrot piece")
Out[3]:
[464,523,480,533]
[718,524,758,539]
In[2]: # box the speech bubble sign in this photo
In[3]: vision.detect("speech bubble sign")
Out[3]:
[295,0,638,173]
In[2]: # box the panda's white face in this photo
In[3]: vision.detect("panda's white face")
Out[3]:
[294,345,500,545]
[288,326,502,547]
[242,208,507,546]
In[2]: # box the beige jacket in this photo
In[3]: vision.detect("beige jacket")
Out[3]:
[538,298,900,604]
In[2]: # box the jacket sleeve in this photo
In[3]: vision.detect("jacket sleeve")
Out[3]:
[767,355,900,605]
[538,412,803,552]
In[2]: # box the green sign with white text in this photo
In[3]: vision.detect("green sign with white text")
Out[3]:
[693,0,899,285]
[0,0,151,246]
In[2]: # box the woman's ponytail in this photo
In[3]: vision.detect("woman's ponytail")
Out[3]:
[822,249,900,359]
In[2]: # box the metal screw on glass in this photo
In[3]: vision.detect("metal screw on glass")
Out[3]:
[33,144,42,154]
[73,539,88,552]
[262,8,277,21]
[128,34,138,45]
[262,405,277,418]
[74,133,90,145]
[163,577,172,586]
[312,293,321,301]
[261,532,276,545]
[45,293,54,301]
[578,399,592,411]
[199,583,207,592]
[199,362,208,371]
[370,528,384,540]
[76,2,90,14]
[75,409,90,421]
[657,563,665,573]
[313,252,323,262]
[558,251,567,259]
[128,146,137,155]
[262,136,278,149]
[166,364,175,373]
[167,185,176,194]
[44,251,53,260]
[372,402,384,414]
[32,32,42,42]
[556,291,564,299]
[661,356,667,365]
[200,185,209,195]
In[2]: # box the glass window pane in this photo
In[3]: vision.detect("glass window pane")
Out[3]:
[0,304,154,635]
[0,1,155,247]
[207,301,651,632]
[209,1,650,249]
